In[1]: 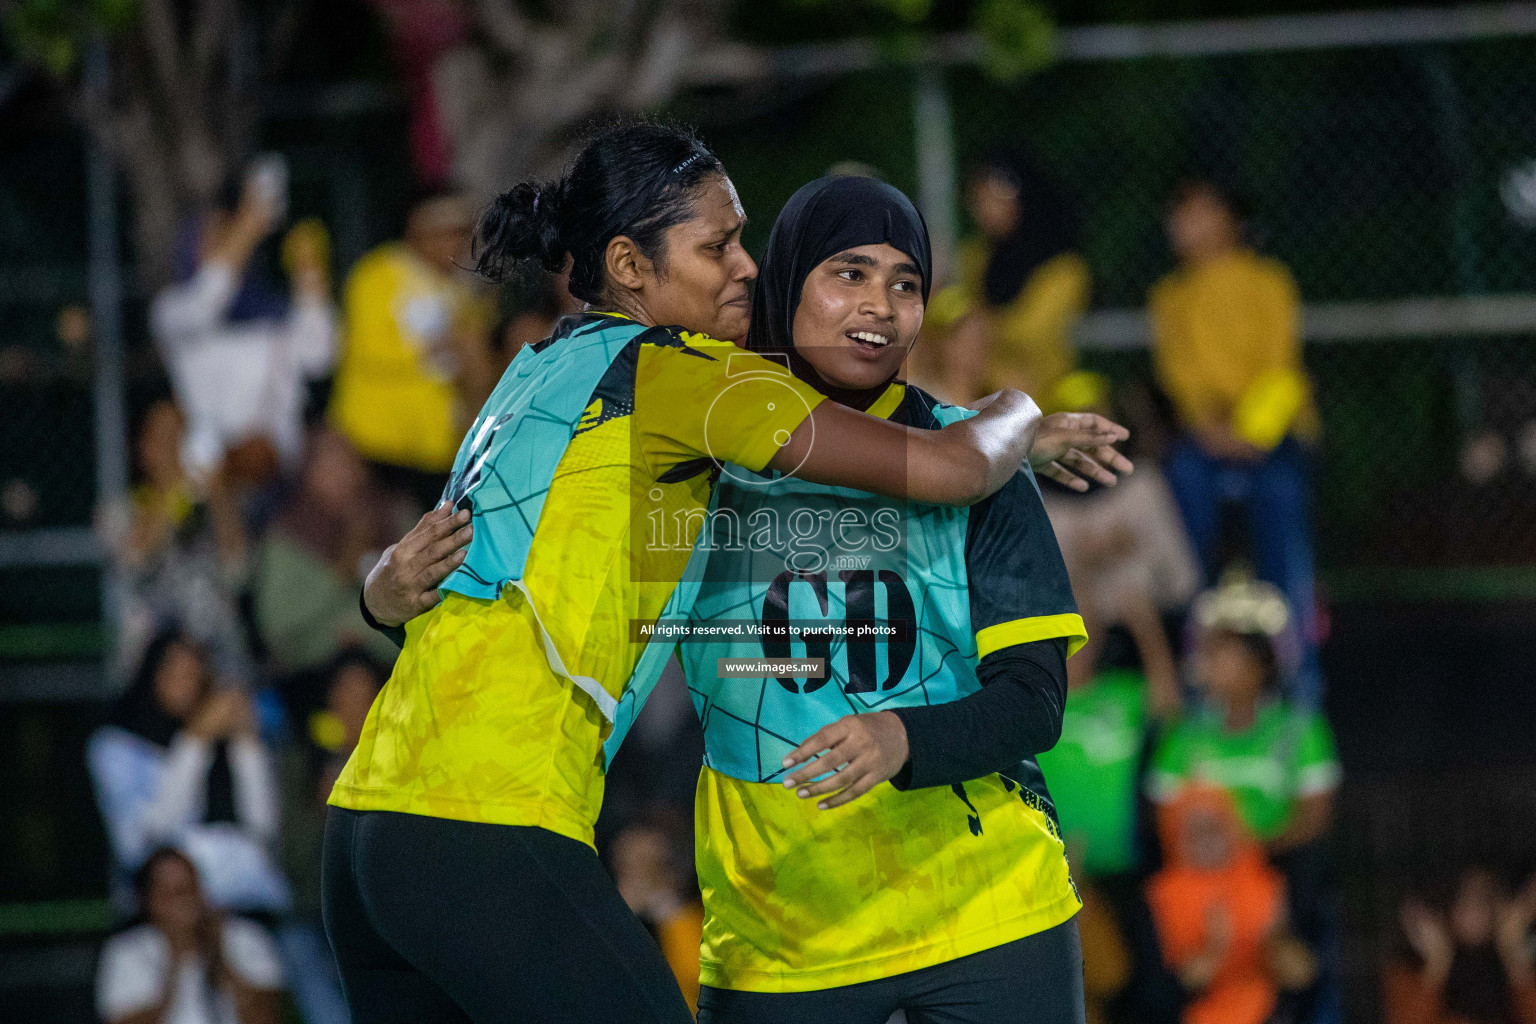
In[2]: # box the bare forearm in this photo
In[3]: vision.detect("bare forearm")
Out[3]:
[1124,593,1180,721]
[780,394,1038,507]
[950,390,1041,499]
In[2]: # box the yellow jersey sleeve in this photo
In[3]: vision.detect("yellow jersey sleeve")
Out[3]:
[633,334,825,477]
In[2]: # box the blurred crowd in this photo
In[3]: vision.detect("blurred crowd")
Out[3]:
[69,153,1536,1024]
[81,164,571,1024]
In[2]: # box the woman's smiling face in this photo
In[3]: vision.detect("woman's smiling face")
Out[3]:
[790,243,924,392]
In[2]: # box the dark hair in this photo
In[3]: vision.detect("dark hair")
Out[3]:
[1169,173,1253,225]
[134,847,227,1014]
[133,845,199,905]
[972,145,1081,307]
[111,626,209,747]
[472,120,725,304]
[326,646,387,692]
[1211,627,1281,693]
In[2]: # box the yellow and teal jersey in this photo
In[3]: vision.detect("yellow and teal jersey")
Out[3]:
[676,382,1086,992]
[329,313,825,849]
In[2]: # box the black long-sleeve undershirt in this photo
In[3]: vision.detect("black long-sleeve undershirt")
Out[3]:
[889,637,1068,791]
[360,588,408,649]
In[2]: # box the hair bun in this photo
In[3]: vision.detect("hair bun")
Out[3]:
[472,180,567,282]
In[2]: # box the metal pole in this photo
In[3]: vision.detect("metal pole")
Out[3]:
[912,63,958,284]
[86,37,128,664]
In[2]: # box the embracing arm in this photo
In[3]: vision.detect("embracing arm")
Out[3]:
[774,393,1130,506]
[772,389,1042,507]
[361,504,474,630]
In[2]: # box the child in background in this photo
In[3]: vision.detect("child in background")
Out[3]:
[1147,785,1315,1024]
[1148,575,1341,1022]
[1146,576,1338,859]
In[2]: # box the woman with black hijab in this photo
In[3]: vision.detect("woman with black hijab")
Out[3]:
[921,147,1090,408]
[87,629,290,918]
[669,175,1090,1024]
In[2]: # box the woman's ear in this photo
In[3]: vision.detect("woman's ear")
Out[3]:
[605,235,649,293]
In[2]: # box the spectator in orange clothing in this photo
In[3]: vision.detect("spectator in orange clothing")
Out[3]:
[1147,785,1316,1024]
[1387,869,1536,1024]
[611,810,705,1015]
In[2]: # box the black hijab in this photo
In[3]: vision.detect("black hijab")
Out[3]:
[975,147,1080,308]
[745,175,931,412]
[111,627,237,824]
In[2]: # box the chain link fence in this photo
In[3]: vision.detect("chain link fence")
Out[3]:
[942,33,1536,586]
[691,16,1536,590]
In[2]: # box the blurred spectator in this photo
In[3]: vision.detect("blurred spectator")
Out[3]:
[96,847,283,1024]
[282,648,388,919]
[919,146,1090,407]
[151,167,337,486]
[328,189,495,515]
[611,808,704,1015]
[1148,576,1341,1023]
[251,429,402,675]
[1039,602,1183,1024]
[1042,374,1201,630]
[279,651,386,1024]
[87,630,290,918]
[101,399,252,683]
[1150,175,1323,703]
[309,651,388,799]
[1387,870,1536,1024]
[1147,785,1316,1024]
[1042,603,1179,885]
[1146,578,1337,857]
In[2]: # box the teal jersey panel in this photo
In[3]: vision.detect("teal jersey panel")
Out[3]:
[438,313,645,600]
[680,393,988,782]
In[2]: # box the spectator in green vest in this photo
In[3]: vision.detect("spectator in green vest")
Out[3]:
[1147,574,1342,1024]
[1146,578,1338,854]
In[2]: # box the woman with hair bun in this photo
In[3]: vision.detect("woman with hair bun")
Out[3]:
[324,120,1129,1024]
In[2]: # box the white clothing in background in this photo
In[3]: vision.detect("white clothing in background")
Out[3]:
[152,263,336,477]
[97,918,283,1024]
[87,727,292,915]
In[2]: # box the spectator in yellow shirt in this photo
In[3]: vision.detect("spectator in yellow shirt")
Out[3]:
[329,191,495,514]
[1150,176,1322,703]
[918,147,1091,408]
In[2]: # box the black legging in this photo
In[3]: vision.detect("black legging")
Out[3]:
[321,806,694,1024]
[696,916,1087,1024]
